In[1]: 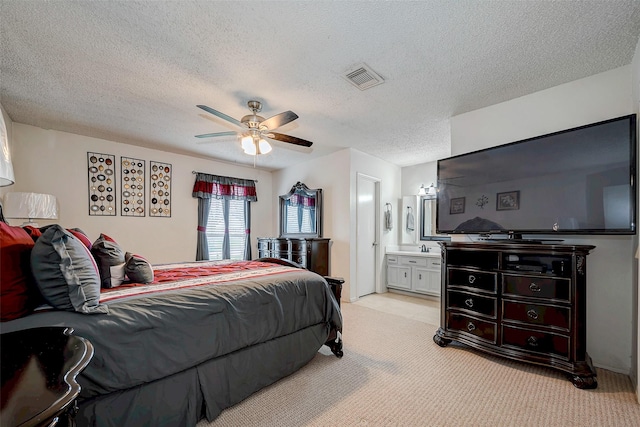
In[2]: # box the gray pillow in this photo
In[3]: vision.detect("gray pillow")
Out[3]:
[91,233,126,288]
[125,252,154,283]
[30,225,108,314]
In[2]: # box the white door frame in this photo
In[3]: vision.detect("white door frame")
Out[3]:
[356,172,381,298]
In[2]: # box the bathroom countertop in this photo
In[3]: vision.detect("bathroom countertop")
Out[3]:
[385,250,440,258]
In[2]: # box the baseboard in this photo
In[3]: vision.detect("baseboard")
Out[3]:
[387,289,440,301]
[591,360,630,376]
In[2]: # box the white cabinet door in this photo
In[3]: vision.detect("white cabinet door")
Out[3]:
[413,267,431,293]
[387,265,411,290]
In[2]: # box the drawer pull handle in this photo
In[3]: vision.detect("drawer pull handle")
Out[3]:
[468,274,476,284]
[527,309,539,320]
[467,322,476,332]
[527,336,539,347]
[409,260,416,263]
[464,298,474,308]
[433,262,441,266]
[529,283,541,292]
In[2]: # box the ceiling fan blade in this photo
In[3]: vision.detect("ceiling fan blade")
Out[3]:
[269,132,313,147]
[195,131,238,138]
[196,105,243,128]
[260,111,299,130]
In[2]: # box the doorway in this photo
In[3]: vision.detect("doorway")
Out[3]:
[356,173,380,298]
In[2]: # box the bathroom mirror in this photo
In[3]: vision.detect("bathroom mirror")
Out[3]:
[420,196,450,241]
[279,182,322,238]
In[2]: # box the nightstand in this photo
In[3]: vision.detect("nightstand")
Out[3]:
[1,327,94,426]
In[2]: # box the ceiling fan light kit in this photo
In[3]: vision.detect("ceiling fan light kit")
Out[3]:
[196,100,313,156]
[240,135,272,156]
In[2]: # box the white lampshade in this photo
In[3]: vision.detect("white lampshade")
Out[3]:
[0,113,15,186]
[241,136,257,155]
[241,135,272,156]
[3,192,58,226]
[258,139,272,154]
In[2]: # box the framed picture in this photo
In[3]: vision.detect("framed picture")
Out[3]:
[449,197,465,214]
[87,152,116,216]
[149,161,172,217]
[121,157,145,217]
[497,191,520,211]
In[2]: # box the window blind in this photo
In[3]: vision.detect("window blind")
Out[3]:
[206,199,246,260]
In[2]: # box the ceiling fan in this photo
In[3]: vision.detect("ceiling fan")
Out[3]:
[195,100,313,155]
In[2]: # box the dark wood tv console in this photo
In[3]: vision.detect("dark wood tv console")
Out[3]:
[433,241,597,389]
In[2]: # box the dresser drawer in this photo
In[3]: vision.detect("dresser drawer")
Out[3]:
[447,312,496,344]
[448,290,497,318]
[502,274,570,302]
[258,239,270,251]
[399,256,428,267]
[291,253,307,266]
[502,300,570,332]
[271,240,290,252]
[448,268,497,294]
[290,239,308,252]
[502,325,569,360]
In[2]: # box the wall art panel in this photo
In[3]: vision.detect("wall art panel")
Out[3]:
[121,157,145,216]
[87,152,116,216]
[149,161,171,217]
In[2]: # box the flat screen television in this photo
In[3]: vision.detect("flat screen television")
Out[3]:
[436,114,637,237]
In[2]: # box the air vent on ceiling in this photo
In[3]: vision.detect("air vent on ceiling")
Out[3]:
[342,63,384,90]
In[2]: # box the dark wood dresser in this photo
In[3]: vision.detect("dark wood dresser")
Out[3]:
[257,237,331,276]
[433,241,597,389]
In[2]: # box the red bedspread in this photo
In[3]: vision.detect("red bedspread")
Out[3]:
[100,260,300,303]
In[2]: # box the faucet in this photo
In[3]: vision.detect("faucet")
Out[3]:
[421,244,427,253]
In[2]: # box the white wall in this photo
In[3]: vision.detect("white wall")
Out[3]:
[450,65,635,375]
[631,34,640,402]
[350,149,401,300]
[274,148,400,302]
[402,161,438,197]
[6,123,274,264]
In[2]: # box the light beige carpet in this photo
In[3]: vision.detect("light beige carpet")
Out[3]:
[200,300,639,427]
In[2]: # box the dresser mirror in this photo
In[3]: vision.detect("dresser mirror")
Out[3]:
[279,182,323,238]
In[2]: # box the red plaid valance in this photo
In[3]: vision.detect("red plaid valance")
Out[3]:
[289,193,315,207]
[192,173,257,201]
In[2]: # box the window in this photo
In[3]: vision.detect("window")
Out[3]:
[206,199,247,260]
[285,204,313,234]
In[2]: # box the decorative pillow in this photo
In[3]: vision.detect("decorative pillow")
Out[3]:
[125,252,154,284]
[91,233,126,288]
[22,225,42,242]
[0,223,39,321]
[67,228,92,250]
[30,225,108,314]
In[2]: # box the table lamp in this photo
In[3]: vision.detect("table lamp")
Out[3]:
[3,192,58,227]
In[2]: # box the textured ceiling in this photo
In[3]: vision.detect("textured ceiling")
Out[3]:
[1,1,639,171]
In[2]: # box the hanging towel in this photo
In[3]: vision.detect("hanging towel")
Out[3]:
[384,209,393,231]
[406,210,415,231]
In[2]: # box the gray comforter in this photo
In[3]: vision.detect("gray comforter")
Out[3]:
[1,260,342,400]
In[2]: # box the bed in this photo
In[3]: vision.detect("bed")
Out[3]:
[1,252,343,426]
